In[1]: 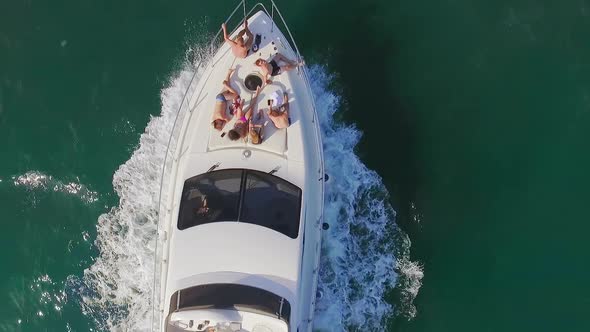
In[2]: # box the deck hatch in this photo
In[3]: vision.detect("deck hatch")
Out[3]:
[244,73,263,91]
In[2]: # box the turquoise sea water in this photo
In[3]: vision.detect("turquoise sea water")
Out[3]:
[2,1,590,331]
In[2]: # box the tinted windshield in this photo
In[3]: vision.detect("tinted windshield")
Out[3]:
[177,169,302,238]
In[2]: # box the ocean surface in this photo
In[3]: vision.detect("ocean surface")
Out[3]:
[1,0,590,331]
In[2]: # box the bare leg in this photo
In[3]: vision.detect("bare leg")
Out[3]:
[278,57,304,73]
[280,64,296,73]
[244,88,260,120]
[235,99,246,119]
[223,68,234,84]
[244,105,253,120]
[221,69,239,99]
[273,53,297,66]
[222,89,238,100]
[254,85,262,98]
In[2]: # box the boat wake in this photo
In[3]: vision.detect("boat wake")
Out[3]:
[75,68,198,332]
[8,171,99,204]
[79,49,422,331]
[308,67,423,330]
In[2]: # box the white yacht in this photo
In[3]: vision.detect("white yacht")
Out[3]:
[152,2,325,332]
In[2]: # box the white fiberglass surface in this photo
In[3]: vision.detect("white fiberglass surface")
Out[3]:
[168,309,288,332]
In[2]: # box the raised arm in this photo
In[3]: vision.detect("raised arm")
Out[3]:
[221,23,236,45]
[244,20,253,40]
[244,86,262,120]
[237,20,250,36]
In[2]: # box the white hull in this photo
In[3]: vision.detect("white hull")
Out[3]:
[154,4,324,332]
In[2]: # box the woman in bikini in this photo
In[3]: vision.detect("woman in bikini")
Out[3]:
[248,102,265,145]
[254,53,303,84]
[211,69,239,131]
[227,86,262,141]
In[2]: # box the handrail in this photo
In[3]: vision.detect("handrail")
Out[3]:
[264,0,326,179]
[151,60,204,330]
[151,1,325,330]
[209,1,305,68]
[269,0,303,64]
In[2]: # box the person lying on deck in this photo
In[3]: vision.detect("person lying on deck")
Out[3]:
[228,86,262,141]
[211,69,239,131]
[267,91,290,129]
[222,20,253,58]
[248,104,265,145]
[255,53,303,84]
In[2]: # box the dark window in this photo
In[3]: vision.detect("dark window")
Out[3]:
[241,171,302,238]
[177,169,242,230]
[177,169,302,238]
[170,284,291,324]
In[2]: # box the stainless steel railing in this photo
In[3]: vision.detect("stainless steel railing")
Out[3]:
[151,61,204,331]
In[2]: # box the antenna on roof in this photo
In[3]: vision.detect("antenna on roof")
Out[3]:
[269,166,281,175]
[207,162,221,172]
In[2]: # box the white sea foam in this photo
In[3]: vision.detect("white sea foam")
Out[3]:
[10,171,99,204]
[80,54,422,331]
[77,61,200,330]
[395,257,424,319]
[308,66,423,330]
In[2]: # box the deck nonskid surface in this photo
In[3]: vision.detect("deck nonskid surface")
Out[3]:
[188,12,306,158]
